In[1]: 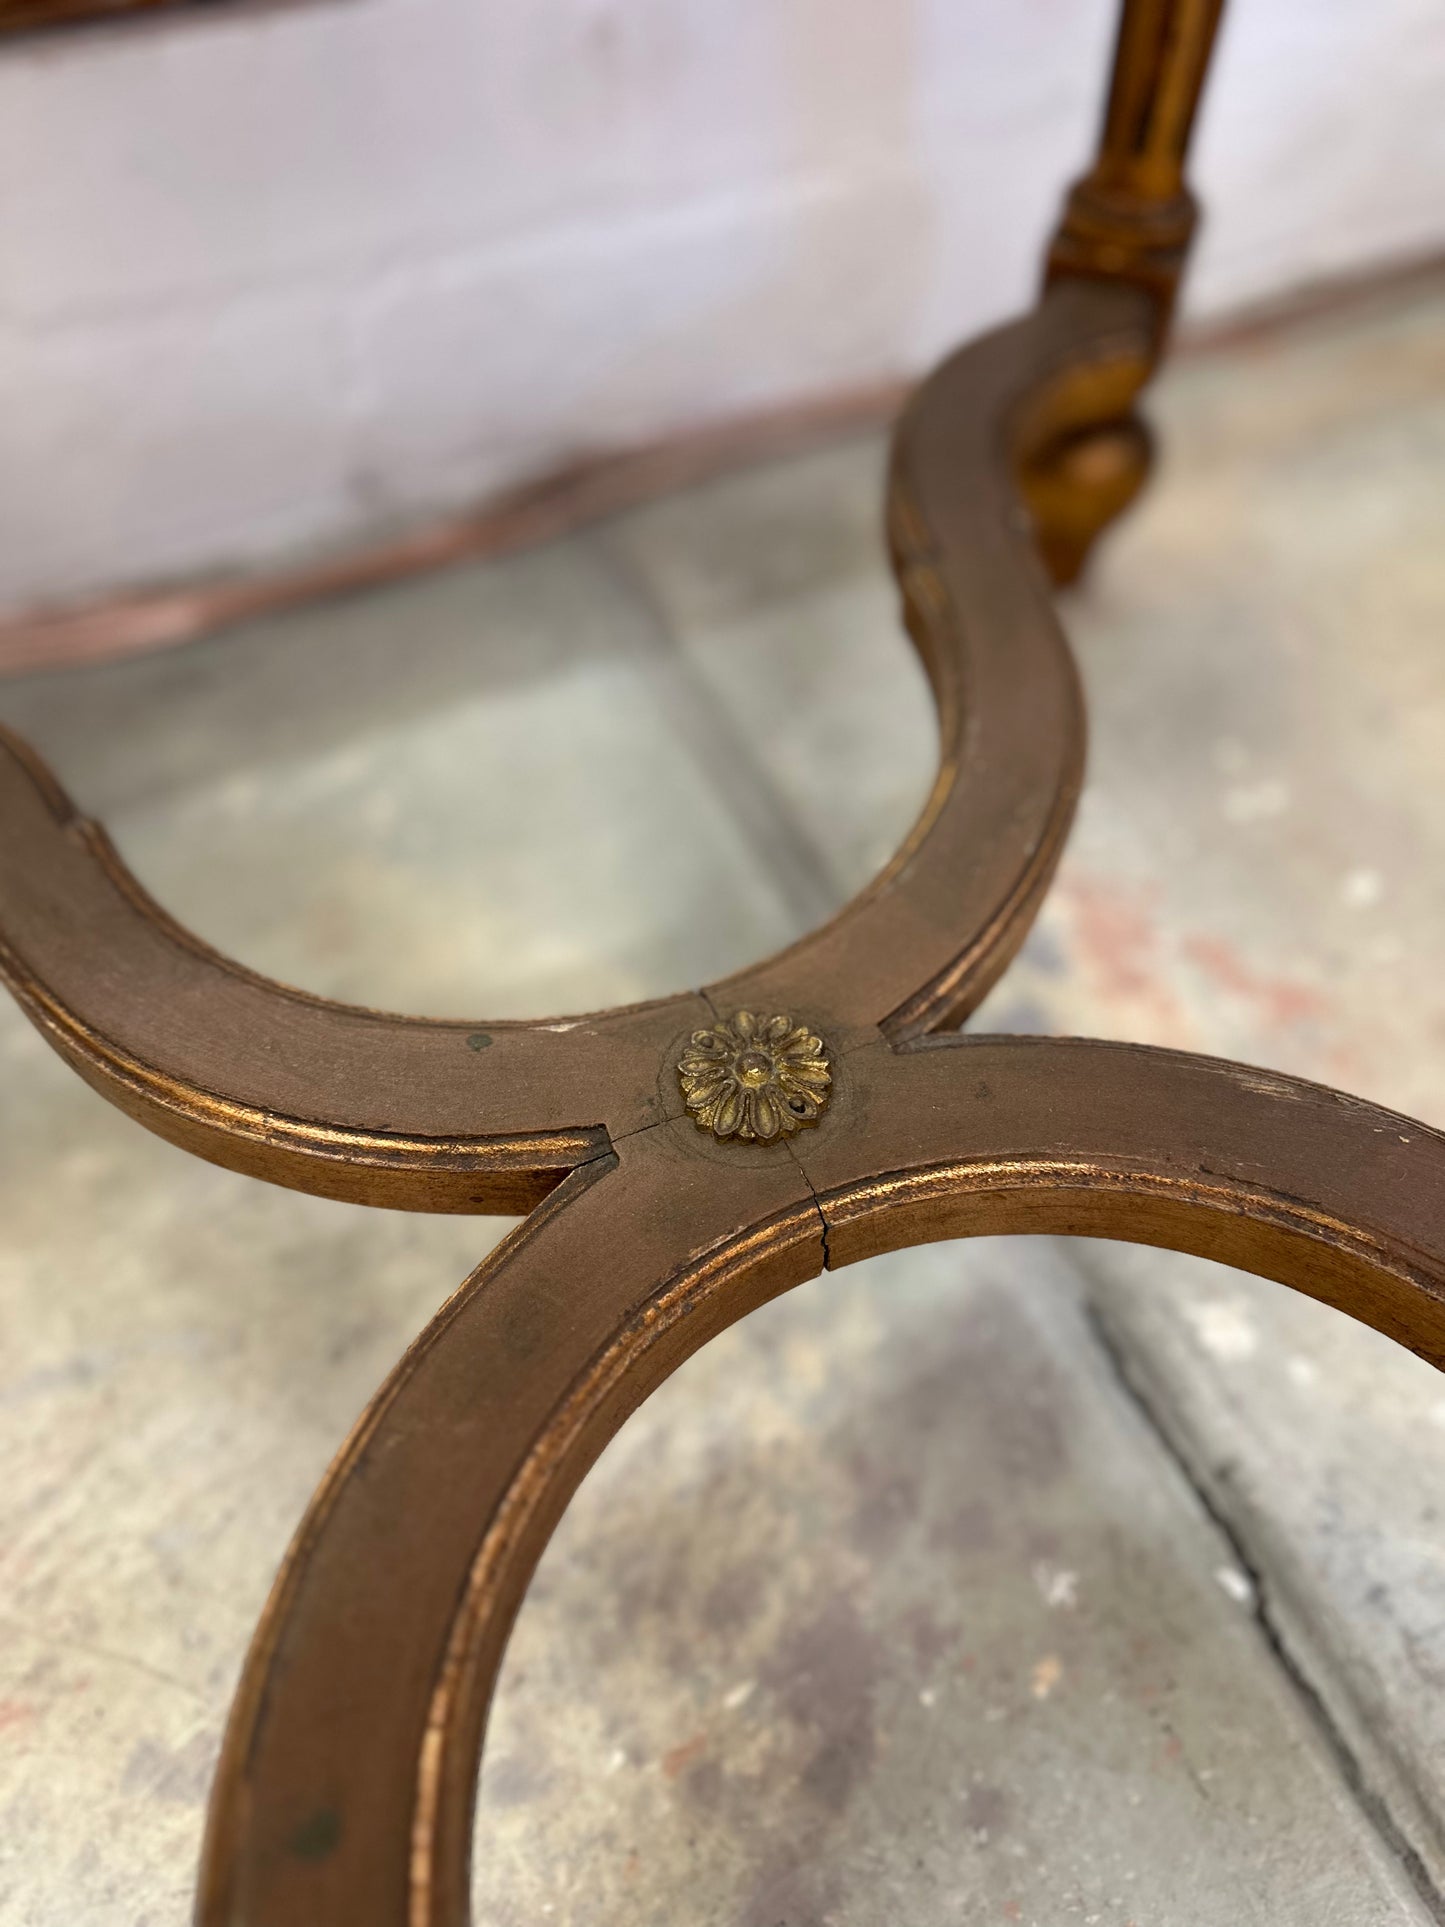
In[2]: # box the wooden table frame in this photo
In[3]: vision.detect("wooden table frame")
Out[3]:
[4,3,1444,1920]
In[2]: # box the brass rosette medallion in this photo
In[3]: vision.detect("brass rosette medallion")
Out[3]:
[677,1011,832,1143]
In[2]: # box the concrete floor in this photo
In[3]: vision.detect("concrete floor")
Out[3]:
[1,272,1443,1925]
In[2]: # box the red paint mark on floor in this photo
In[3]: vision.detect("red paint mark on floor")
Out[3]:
[0,1699,35,1737]
[1184,934,1328,1031]
[1057,877,1187,1036]
[660,1732,706,1779]
[1064,879,1161,1003]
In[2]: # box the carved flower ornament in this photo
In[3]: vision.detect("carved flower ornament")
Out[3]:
[677,1011,832,1143]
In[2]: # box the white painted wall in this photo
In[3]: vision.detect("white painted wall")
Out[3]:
[1,0,1442,613]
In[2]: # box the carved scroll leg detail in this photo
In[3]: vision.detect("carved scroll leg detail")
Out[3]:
[1016,398,1155,588]
[1026,0,1229,581]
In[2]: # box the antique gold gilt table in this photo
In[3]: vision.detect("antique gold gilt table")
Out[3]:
[3,3,1444,1921]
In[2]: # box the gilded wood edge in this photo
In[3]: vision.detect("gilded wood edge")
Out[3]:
[0,714,688,1038]
[3,284,1152,1177]
[806,1034,1445,1365]
[873,281,1152,1035]
[706,278,1156,1037]
[195,1154,626,1927]
[209,1036,1445,1926]
[192,1146,828,1926]
[423,1052,1445,1921]
[0,724,663,1208]
[409,1190,830,1927]
[2,934,608,1212]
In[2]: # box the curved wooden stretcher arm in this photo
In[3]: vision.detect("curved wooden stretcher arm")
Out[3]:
[5,3,1440,1924]
[196,1037,1445,1927]
[0,276,1154,1206]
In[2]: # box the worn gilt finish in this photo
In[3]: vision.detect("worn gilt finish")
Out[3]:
[3,3,1443,1921]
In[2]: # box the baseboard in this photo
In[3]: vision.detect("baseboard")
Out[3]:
[2,248,1440,679]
